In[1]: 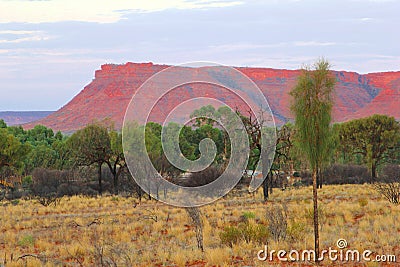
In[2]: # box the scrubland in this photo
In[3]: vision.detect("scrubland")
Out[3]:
[0,184,399,267]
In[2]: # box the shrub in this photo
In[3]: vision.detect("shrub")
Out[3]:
[22,175,33,186]
[238,222,256,243]
[323,164,371,185]
[37,193,60,207]
[373,164,400,204]
[18,234,35,247]
[242,211,256,220]
[266,204,288,241]
[219,222,269,247]
[179,166,223,187]
[287,222,306,242]
[220,226,241,247]
[253,224,269,245]
[358,197,368,207]
[31,168,71,196]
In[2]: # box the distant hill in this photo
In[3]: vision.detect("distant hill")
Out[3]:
[24,62,400,132]
[0,111,53,126]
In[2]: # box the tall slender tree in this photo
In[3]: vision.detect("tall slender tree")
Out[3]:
[290,59,336,261]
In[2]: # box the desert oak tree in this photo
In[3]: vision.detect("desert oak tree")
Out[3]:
[338,114,400,179]
[290,59,336,261]
[68,124,111,194]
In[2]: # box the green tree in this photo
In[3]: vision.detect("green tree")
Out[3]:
[0,128,30,172]
[7,126,26,142]
[190,106,234,163]
[179,126,197,160]
[25,125,55,145]
[193,124,225,163]
[289,59,336,260]
[68,124,111,194]
[52,137,73,170]
[25,143,57,172]
[145,122,176,177]
[0,119,7,129]
[190,104,217,126]
[338,114,400,179]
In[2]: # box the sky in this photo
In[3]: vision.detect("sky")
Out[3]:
[0,0,399,111]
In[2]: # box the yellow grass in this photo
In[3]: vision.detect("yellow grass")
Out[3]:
[0,184,399,266]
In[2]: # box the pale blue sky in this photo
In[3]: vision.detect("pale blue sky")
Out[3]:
[0,0,399,111]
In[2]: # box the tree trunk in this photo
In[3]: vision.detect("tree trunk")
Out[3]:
[371,162,377,182]
[185,207,204,251]
[262,175,269,201]
[312,168,320,262]
[113,175,119,195]
[269,174,273,194]
[106,161,120,195]
[98,162,103,195]
[261,148,269,201]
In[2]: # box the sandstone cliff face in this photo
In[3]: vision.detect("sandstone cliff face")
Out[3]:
[344,72,400,121]
[25,62,399,132]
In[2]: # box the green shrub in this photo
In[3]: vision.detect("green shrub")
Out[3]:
[18,234,34,247]
[220,222,269,247]
[253,224,269,244]
[358,197,368,207]
[238,222,256,243]
[287,222,306,242]
[22,175,33,186]
[219,226,241,247]
[242,211,256,220]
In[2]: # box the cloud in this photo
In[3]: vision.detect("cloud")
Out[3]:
[0,47,130,57]
[294,41,336,47]
[208,43,288,51]
[0,30,52,44]
[0,0,244,23]
[0,36,51,44]
[209,41,357,52]
[0,30,42,35]
[359,17,374,22]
